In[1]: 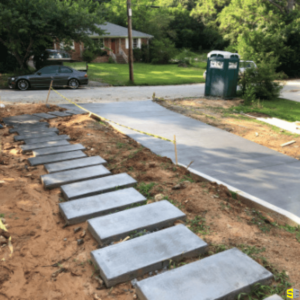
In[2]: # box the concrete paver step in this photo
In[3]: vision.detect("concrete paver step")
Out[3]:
[24,134,70,145]
[33,144,85,156]
[14,132,58,141]
[10,127,59,135]
[45,156,106,173]
[61,173,137,200]
[59,188,146,225]
[91,224,207,287]
[135,248,273,300]
[21,140,70,153]
[65,110,85,115]
[41,165,110,189]
[28,150,86,166]
[88,200,186,246]
[264,295,284,300]
[9,122,49,132]
[3,114,41,125]
[48,111,73,117]
[32,113,57,119]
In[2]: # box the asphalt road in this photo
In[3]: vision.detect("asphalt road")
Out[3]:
[0,84,205,104]
[0,80,299,104]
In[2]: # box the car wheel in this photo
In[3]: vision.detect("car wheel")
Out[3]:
[68,78,79,89]
[17,79,29,91]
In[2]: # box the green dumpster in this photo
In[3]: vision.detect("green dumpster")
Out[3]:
[205,51,240,99]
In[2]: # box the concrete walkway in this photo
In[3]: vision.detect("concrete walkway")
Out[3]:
[60,100,300,222]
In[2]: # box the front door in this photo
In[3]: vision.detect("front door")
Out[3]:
[111,39,116,53]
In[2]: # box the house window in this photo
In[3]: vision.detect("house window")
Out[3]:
[93,39,104,48]
[126,38,141,49]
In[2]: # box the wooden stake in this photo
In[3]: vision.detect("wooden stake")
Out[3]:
[46,80,53,104]
[174,135,178,165]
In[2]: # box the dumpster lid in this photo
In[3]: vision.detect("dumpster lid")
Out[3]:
[207,51,240,59]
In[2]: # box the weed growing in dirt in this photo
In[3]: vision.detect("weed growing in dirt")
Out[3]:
[179,174,195,183]
[137,182,156,198]
[0,213,5,218]
[280,224,300,243]
[250,210,272,233]
[187,215,209,235]
[116,142,126,149]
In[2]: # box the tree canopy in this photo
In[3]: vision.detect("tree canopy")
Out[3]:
[0,0,105,69]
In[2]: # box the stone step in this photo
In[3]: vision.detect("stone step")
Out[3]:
[61,173,137,200]
[88,200,186,246]
[23,134,70,145]
[91,224,207,288]
[10,127,59,135]
[32,113,57,119]
[33,144,85,156]
[21,140,70,153]
[264,295,284,300]
[3,114,41,125]
[59,187,146,225]
[14,132,58,141]
[41,165,110,189]
[65,110,85,115]
[9,123,49,132]
[28,150,86,166]
[45,156,106,173]
[134,248,273,300]
[48,111,73,117]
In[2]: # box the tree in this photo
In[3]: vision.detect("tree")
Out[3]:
[0,0,105,69]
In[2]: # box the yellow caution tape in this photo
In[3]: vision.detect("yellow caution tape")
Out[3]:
[0,219,13,260]
[50,87,175,144]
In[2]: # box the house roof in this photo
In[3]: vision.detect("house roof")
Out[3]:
[90,22,154,39]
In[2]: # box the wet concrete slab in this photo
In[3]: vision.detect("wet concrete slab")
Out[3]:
[14,132,58,141]
[91,224,208,287]
[33,144,85,156]
[32,113,57,119]
[59,188,146,225]
[88,200,186,245]
[21,140,70,153]
[264,295,284,300]
[41,165,110,189]
[23,134,70,145]
[28,150,86,166]
[64,101,300,220]
[61,173,137,200]
[135,248,273,300]
[45,156,106,173]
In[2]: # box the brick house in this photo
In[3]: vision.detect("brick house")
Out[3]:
[53,22,153,63]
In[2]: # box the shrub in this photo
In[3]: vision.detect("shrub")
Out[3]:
[133,48,143,62]
[82,49,96,63]
[176,48,195,66]
[150,38,177,64]
[239,61,283,102]
[108,56,116,63]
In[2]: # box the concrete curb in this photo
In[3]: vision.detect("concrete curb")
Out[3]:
[179,163,300,226]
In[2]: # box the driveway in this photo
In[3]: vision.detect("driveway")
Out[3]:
[0,84,205,104]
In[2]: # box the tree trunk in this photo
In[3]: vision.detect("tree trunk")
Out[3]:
[287,0,294,12]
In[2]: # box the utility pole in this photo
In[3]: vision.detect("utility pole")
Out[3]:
[127,0,134,83]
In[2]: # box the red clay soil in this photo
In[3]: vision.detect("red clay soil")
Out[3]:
[0,104,299,300]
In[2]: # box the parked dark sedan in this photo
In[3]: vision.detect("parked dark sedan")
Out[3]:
[8,65,88,91]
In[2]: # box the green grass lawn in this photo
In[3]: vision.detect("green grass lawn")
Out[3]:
[229,98,300,122]
[64,62,206,86]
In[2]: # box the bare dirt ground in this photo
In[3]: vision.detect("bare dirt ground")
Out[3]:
[156,98,300,160]
[0,104,300,300]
